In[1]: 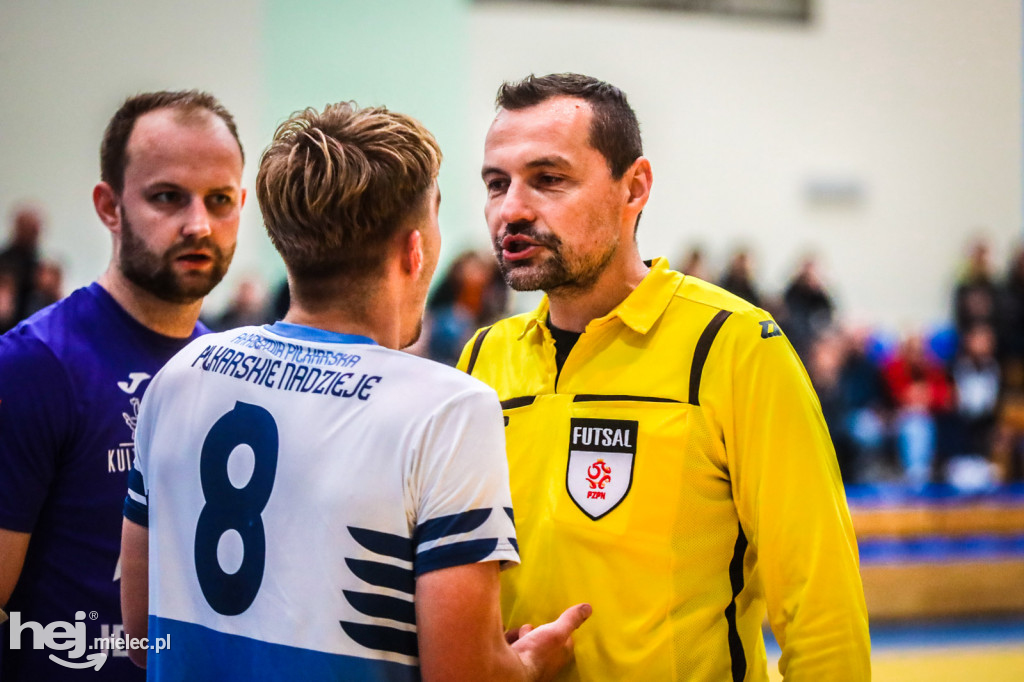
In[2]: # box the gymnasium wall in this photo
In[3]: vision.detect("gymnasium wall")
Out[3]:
[0,0,1020,328]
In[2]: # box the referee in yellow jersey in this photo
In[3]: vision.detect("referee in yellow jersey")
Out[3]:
[459,73,871,681]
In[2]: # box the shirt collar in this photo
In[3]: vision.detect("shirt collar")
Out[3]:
[264,321,378,345]
[519,297,550,340]
[519,257,681,340]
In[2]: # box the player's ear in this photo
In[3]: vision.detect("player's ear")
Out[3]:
[93,182,122,234]
[401,228,424,279]
[624,156,653,213]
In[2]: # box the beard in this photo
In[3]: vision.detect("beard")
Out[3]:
[119,215,234,304]
[493,222,617,294]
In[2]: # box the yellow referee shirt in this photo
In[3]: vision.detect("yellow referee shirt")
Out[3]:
[458,258,870,681]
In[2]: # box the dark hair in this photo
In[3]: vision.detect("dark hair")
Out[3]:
[100,90,243,194]
[495,73,642,179]
[256,102,441,284]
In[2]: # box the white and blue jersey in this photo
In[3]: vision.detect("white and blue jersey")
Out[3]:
[0,283,208,681]
[124,322,519,681]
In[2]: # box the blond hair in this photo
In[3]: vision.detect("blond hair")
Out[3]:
[256,102,441,286]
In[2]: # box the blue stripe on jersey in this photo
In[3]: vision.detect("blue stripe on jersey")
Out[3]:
[127,467,146,495]
[504,507,518,553]
[123,494,148,527]
[415,539,499,575]
[264,322,378,346]
[414,508,491,545]
[347,558,415,594]
[149,616,418,681]
[343,590,416,625]
[339,621,419,658]
[350,527,414,562]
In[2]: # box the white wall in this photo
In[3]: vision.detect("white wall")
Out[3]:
[468,0,1023,330]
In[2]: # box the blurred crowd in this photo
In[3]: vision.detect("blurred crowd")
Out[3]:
[681,242,1024,491]
[4,203,1023,489]
[0,206,64,333]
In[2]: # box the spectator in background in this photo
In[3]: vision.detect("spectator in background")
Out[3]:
[950,323,1001,459]
[807,329,857,480]
[882,331,955,487]
[953,238,999,340]
[22,260,64,318]
[943,323,1002,491]
[782,254,835,360]
[0,205,43,323]
[206,275,271,331]
[426,250,508,365]
[269,276,290,321]
[807,326,895,483]
[675,245,709,281]
[993,246,1024,483]
[840,326,894,481]
[718,247,762,308]
[0,272,18,333]
[998,246,1024,391]
[992,414,1024,483]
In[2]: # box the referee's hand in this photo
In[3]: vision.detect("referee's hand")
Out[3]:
[510,603,592,681]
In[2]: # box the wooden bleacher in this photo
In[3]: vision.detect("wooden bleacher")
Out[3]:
[849,484,1024,620]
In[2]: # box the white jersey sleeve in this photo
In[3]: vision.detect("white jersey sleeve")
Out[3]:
[411,385,519,575]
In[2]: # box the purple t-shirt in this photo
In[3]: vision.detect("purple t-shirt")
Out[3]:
[0,283,208,680]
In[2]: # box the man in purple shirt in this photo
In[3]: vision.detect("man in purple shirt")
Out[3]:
[0,90,246,680]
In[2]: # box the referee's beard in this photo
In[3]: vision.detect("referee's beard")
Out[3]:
[495,221,617,294]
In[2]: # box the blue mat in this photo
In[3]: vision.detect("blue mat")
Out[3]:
[764,616,1024,654]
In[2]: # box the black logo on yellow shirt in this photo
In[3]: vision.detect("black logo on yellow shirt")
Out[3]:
[566,418,638,520]
[759,320,783,339]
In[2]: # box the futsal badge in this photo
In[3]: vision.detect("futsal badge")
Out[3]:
[566,418,638,520]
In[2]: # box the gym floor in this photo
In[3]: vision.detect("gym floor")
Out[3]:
[766,617,1024,681]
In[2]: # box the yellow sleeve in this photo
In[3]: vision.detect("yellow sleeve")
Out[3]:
[705,312,871,681]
